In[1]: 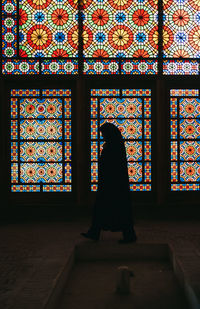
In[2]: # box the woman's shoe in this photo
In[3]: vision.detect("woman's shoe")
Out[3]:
[80,232,99,241]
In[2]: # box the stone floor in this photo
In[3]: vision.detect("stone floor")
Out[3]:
[0,220,200,309]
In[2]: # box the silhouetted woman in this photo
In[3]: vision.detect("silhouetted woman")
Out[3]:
[81,123,137,243]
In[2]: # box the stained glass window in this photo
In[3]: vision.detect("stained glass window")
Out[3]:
[10,88,72,192]
[163,0,200,58]
[2,0,200,75]
[170,88,200,191]
[83,0,158,58]
[2,0,79,74]
[91,88,151,192]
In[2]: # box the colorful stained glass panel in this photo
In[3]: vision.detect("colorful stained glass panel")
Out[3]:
[144,162,151,182]
[2,0,17,15]
[170,98,177,118]
[43,185,71,192]
[91,142,98,161]
[19,98,62,118]
[2,59,39,74]
[20,142,63,162]
[125,141,142,161]
[121,60,158,75]
[170,89,200,191]
[11,89,40,96]
[128,162,142,182]
[91,162,98,182]
[11,120,18,139]
[65,120,71,139]
[170,89,199,97]
[83,59,120,75]
[64,98,71,118]
[65,163,72,182]
[20,163,63,183]
[122,89,151,97]
[11,98,18,117]
[144,120,151,139]
[144,98,151,118]
[180,119,200,139]
[83,0,158,58]
[130,184,151,191]
[179,98,200,118]
[180,162,200,182]
[2,16,17,58]
[163,60,199,75]
[10,89,72,192]
[171,184,199,191]
[42,89,71,96]
[91,89,120,96]
[91,88,152,191]
[171,141,178,161]
[11,142,18,160]
[11,163,18,183]
[20,119,62,139]
[164,0,200,58]
[65,142,72,161]
[41,60,78,74]
[91,120,98,139]
[19,0,78,57]
[11,185,40,192]
[171,120,177,139]
[144,141,151,160]
[171,162,178,182]
[91,98,98,118]
[180,141,200,161]
[100,98,142,118]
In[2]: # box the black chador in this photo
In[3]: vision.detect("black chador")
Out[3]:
[81,123,137,243]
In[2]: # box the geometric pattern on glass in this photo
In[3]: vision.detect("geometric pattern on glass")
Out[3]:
[83,59,120,75]
[19,0,78,57]
[163,0,200,58]
[163,60,199,75]
[41,59,78,74]
[121,60,158,75]
[83,0,158,58]
[83,59,158,75]
[170,89,200,191]
[2,14,17,58]
[2,0,200,75]
[2,59,40,74]
[91,88,152,192]
[10,88,72,192]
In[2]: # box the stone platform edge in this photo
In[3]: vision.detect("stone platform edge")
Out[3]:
[44,241,200,309]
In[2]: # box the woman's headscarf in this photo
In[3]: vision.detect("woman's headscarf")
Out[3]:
[99,122,127,163]
[100,123,123,144]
